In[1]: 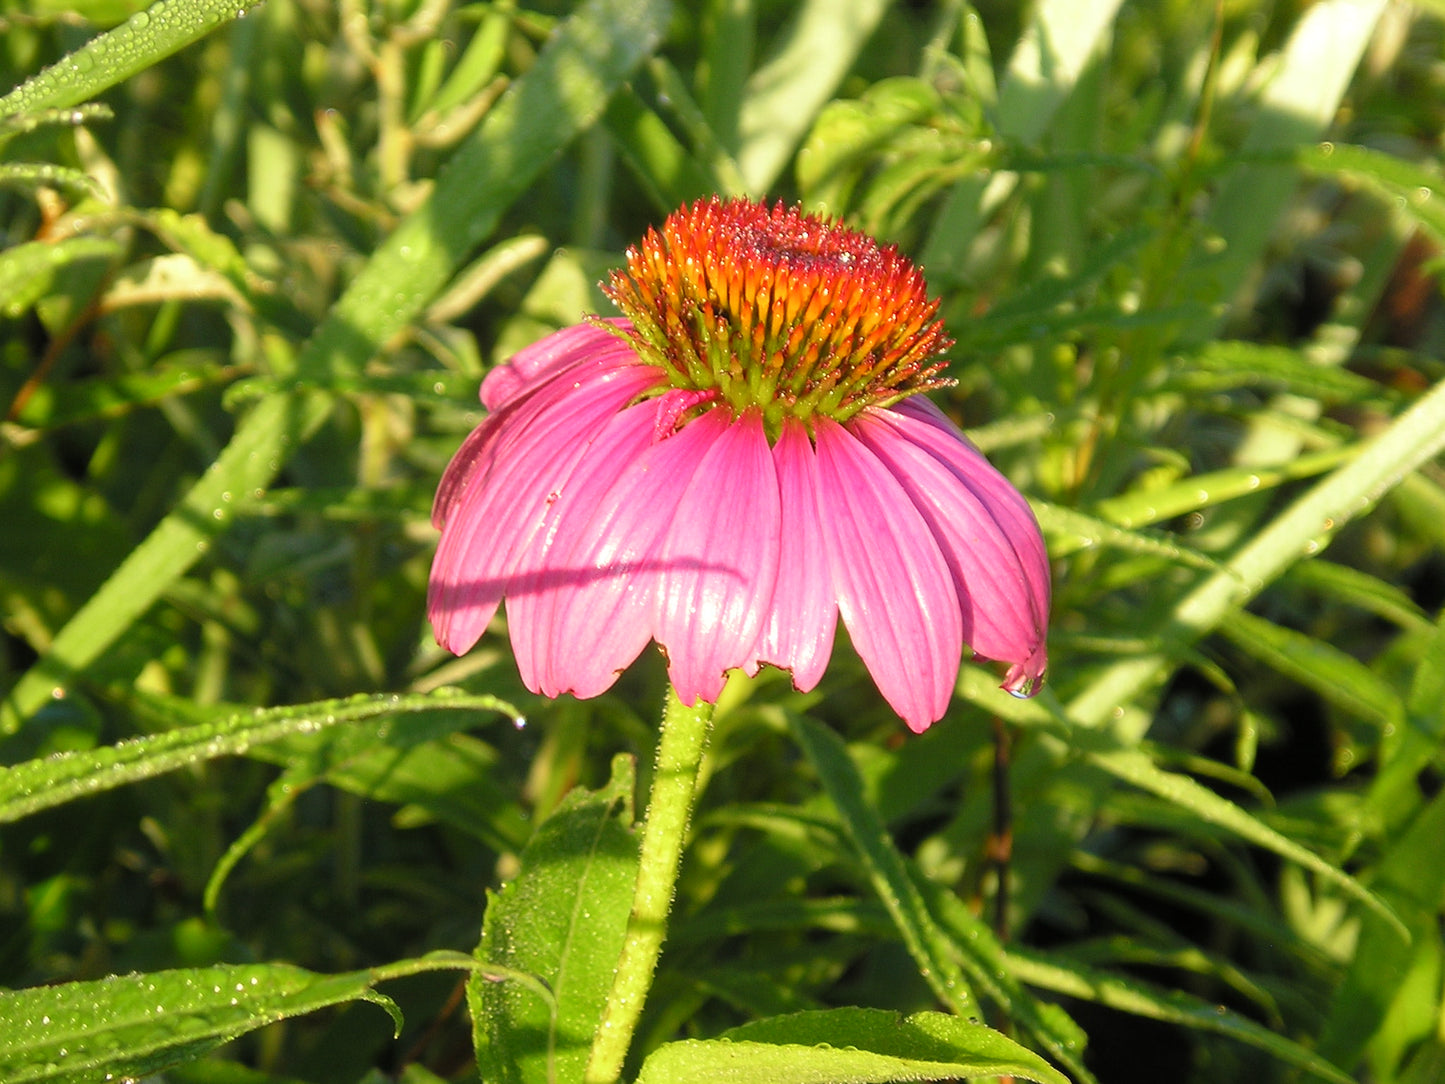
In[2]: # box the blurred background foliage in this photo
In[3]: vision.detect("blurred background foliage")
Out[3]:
[4,0,1445,1081]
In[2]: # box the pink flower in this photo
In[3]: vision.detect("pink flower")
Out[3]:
[429,198,1049,732]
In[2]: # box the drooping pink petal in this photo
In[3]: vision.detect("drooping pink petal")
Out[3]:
[653,408,781,705]
[849,405,1048,691]
[517,401,737,700]
[479,317,633,411]
[883,398,1050,694]
[747,417,837,692]
[892,397,1051,618]
[813,416,963,732]
[427,331,661,655]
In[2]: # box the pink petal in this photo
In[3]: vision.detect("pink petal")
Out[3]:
[813,416,963,732]
[653,409,781,704]
[893,397,1051,616]
[517,402,734,700]
[432,324,651,531]
[428,326,660,654]
[747,417,837,691]
[880,399,1050,695]
[848,410,1039,658]
[479,318,634,411]
[502,400,665,698]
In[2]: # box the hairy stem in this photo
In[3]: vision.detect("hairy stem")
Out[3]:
[585,688,713,1084]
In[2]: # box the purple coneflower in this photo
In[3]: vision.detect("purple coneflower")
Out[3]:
[428,197,1049,732]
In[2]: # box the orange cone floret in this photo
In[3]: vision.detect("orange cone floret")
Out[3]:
[603,197,954,437]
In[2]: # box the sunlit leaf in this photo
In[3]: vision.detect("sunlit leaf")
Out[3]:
[637,1008,1071,1084]
[0,690,518,824]
[0,953,482,1084]
[471,755,639,1084]
[1006,950,1354,1084]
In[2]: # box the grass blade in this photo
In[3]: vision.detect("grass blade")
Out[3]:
[788,714,977,1018]
[734,0,890,193]
[0,690,516,824]
[0,0,261,121]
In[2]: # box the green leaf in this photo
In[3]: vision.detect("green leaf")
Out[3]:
[1221,610,1405,731]
[1174,0,1389,341]
[782,718,1094,1076]
[234,483,434,521]
[774,717,1092,1069]
[0,952,479,1084]
[1068,850,1337,974]
[734,0,891,193]
[471,755,640,1084]
[1174,341,1393,405]
[1318,788,1445,1071]
[0,444,133,633]
[958,224,1153,346]
[203,720,533,915]
[1299,142,1445,249]
[0,0,261,121]
[672,896,891,946]
[0,237,122,318]
[99,252,250,311]
[922,0,1126,275]
[0,162,102,198]
[604,85,727,212]
[645,57,749,196]
[0,102,111,139]
[1091,446,1354,529]
[788,715,977,1018]
[0,690,518,824]
[1,391,329,737]
[797,77,944,208]
[1282,560,1432,634]
[1069,368,1445,740]
[264,730,531,849]
[1005,950,1354,1084]
[994,0,1128,146]
[636,1007,1071,1084]
[1369,613,1445,828]
[13,352,243,430]
[912,878,1094,1082]
[1083,745,1406,940]
[1033,499,1220,567]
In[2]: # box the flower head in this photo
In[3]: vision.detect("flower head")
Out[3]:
[429,197,1050,732]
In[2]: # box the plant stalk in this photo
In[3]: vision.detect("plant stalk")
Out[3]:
[584,687,713,1084]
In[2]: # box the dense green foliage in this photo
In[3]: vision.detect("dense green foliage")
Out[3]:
[4,1,1445,1081]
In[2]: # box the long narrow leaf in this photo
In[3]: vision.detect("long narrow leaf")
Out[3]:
[0,952,507,1084]
[1083,746,1405,940]
[1070,372,1445,744]
[1176,0,1387,339]
[1221,611,1405,731]
[638,1008,1071,1084]
[734,0,890,193]
[789,715,977,1018]
[0,0,261,120]
[1006,949,1354,1084]
[0,691,517,824]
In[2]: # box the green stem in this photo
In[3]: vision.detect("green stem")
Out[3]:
[585,687,713,1084]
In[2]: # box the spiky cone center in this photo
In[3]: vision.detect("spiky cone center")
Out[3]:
[603,197,954,436]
